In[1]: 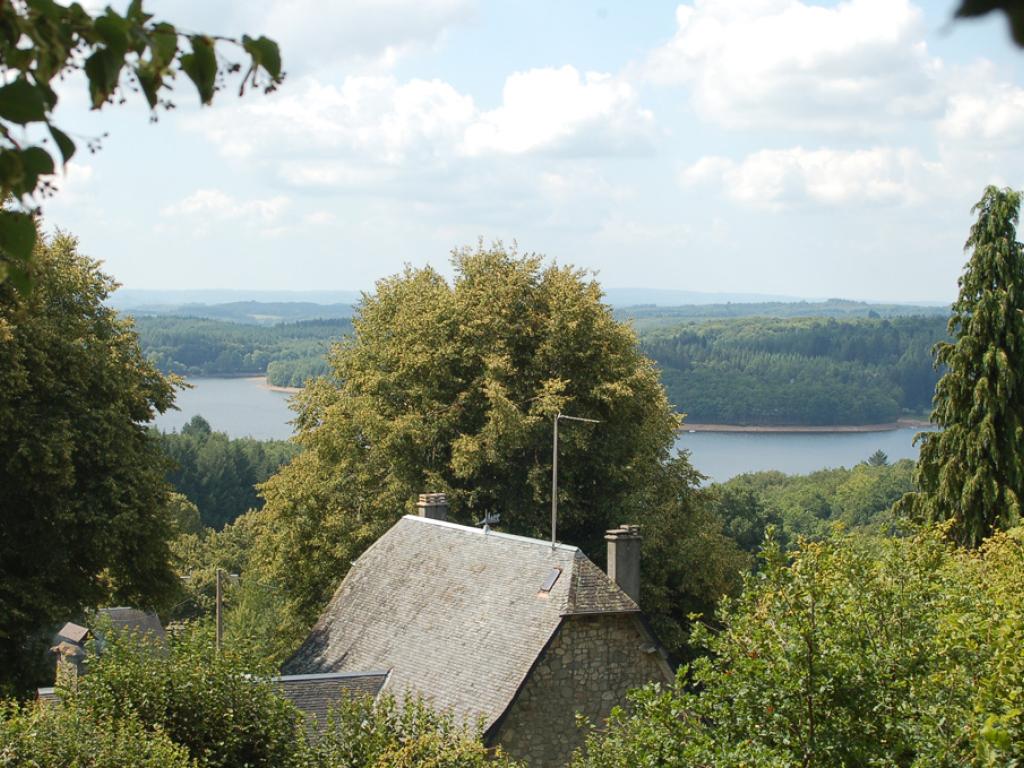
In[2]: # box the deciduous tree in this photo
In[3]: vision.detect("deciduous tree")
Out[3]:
[0,230,177,694]
[255,243,746,656]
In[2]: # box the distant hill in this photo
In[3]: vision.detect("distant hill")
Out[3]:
[616,299,949,332]
[602,287,803,306]
[125,300,356,325]
[109,289,363,308]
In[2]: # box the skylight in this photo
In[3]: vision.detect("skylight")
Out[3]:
[540,567,562,593]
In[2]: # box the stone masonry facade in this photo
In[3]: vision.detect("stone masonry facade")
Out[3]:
[492,613,672,768]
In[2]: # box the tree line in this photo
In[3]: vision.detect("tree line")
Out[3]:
[134,315,347,384]
[155,415,298,530]
[643,315,947,425]
[136,313,948,427]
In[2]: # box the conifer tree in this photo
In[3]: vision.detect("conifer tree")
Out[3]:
[908,186,1024,546]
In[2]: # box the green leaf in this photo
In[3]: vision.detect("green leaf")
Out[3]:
[21,146,55,180]
[149,23,178,69]
[0,79,48,124]
[48,125,76,165]
[135,66,160,109]
[242,35,282,80]
[84,48,124,108]
[180,36,217,104]
[0,210,37,266]
[95,12,130,57]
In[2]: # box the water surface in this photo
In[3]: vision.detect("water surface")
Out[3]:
[154,377,295,440]
[157,377,934,479]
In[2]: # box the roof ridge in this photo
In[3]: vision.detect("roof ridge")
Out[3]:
[401,515,579,552]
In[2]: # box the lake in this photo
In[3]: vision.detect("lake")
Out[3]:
[155,377,933,482]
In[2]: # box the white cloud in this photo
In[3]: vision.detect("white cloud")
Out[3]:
[161,190,290,232]
[188,68,655,192]
[148,0,474,74]
[683,146,941,209]
[192,75,474,166]
[939,63,1024,148]
[48,162,94,202]
[645,0,942,132]
[463,66,654,155]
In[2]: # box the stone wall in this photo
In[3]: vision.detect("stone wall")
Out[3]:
[492,614,671,768]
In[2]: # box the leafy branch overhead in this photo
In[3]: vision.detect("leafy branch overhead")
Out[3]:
[0,0,283,291]
[955,0,1024,46]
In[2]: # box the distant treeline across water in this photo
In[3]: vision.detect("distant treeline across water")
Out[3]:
[134,304,949,427]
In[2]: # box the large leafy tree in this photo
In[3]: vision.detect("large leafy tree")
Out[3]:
[255,243,746,655]
[0,0,282,291]
[0,230,178,694]
[903,186,1024,546]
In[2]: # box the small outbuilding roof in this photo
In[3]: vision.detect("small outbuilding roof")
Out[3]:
[272,671,389,731]
[99,607,166,643]
[283,515,638,731]
[55,622,89,645]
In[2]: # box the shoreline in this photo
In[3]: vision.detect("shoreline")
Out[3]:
[681,418,933,434]
[222,377,936,433]
[244,375,303,395]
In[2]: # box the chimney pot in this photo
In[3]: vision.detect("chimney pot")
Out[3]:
[605,524,642,605]
[416,493,448,521]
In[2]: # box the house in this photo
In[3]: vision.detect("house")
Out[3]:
[283,494,674,767]
[39,607,168,703]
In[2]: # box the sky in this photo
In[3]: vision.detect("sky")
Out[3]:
[39,0,1024,303]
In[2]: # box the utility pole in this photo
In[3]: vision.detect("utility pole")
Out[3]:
[215,568,223,653]
[551,413,600,547]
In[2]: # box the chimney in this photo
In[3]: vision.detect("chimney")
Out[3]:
[416,493,448,521]
[605,524,642,605]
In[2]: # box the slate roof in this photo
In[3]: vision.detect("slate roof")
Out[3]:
[99,607,166,643]
[273,671,389,731]
[283,515,638,731]
[55,622,89,645]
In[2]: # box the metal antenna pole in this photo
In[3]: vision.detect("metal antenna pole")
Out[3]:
[551,414,559,546]
[551,413,601,547]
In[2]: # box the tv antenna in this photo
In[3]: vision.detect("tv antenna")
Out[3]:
[477,511,501,533]
[551,413,601,547]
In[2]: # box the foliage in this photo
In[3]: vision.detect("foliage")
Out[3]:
[642,315,947,426]
[902,186,1024,547]
[572,526,1024,768]
[309,693,522,768]
[0,701,192,768]
[0,1,281,291]
[866,449,889,467]
[955,0,1024,46]
[136,316,349,380]
[253,243,746,657]
[0,231,177,695]
[712,460,916,550]
[72,621,303,768]
[169,510,295,666]
[157,414,299,529]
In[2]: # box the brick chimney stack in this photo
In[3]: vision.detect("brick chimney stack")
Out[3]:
[605,524,641,605]
[416,493,449,521]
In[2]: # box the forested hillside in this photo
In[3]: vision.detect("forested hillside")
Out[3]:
[135,312,948,425]
[642,316,947,425]
[133,316,349,385]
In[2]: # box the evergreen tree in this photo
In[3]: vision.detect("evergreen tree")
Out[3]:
[907,186,1024,546]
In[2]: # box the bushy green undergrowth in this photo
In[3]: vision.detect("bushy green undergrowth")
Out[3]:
[0,623,519,768]
[573,526,1024,767]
